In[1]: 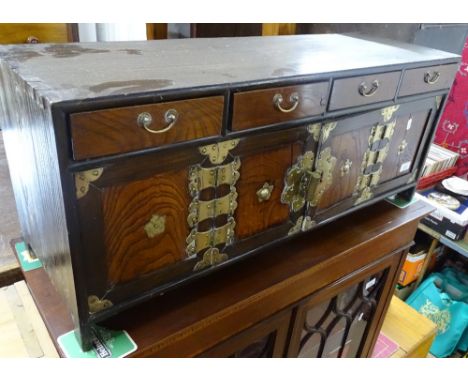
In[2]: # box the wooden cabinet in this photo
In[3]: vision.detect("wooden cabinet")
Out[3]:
[0,23,76,44]
[0,35,457,350]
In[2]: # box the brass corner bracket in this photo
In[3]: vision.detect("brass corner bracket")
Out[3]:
[75,168,103,199]
[88,295,113,314]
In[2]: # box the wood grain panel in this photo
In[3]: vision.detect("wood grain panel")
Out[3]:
[235,146,292,239]
[329,71,401,110]
[232,83,328,131]
[103,168,190,284]
[71,96,223,160]
[317,125,372,210]
[0,23,73,44]
[399,64,458,97]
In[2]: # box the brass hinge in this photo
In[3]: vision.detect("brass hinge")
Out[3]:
[354,119,397,204]
[281,146,336,212]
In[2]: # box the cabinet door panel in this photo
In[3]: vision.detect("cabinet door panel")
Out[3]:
[316,124,372,210]
[103,168,190,284]
[235,145,293,239]
[379,109,431,183]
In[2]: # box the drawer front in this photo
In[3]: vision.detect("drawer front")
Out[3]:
[329,71,401,110]
[232,82,329,131]
[398,64,458,97]
[70,96,224,160]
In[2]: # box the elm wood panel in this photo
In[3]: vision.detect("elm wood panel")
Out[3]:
[70,95,224,160]
[231,82,329,131]
[316,125,373,211]
[100,201,432,357]
[199,309,291,357]
[235,145,292,239]
[102,168,190,284]
[286,256,395,357]
[329,71,401,111]
[398,63,459,97]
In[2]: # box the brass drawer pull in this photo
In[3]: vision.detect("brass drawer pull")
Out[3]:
[424,71,440,85]
[273,92,300,113]
[137,109,179,134]
[358,80,379,97]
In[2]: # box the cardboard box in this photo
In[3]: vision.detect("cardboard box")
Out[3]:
[415,192,468,241]
[398,251,427,287]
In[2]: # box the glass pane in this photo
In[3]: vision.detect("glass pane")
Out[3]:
[298,269,388,358]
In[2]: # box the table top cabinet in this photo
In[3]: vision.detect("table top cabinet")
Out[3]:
[0,34,458,350]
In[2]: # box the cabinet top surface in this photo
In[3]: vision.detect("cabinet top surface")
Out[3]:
[0,34,459,104]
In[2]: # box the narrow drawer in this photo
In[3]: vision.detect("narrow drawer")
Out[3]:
[398,63,458,97]
[329,71,401,110]
[231,82,329,131]
[70,96,224,160]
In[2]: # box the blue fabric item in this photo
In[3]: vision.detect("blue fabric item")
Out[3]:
[407,271,468,357]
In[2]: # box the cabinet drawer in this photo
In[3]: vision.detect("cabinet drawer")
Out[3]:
[231,82,329,131]
[398,64,458,97]
[70,96,224,160]
[329,71,401,110]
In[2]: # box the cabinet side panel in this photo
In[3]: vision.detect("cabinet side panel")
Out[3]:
[0,62,78,324]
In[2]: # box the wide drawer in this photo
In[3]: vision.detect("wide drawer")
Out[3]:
[231,82,329,131]
[70,96,224,160]
[329,71,401,110]
[398,63,458,97]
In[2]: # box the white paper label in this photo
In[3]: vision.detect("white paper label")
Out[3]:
[445,230,456,240]
[406,117,413,131]
[366,278,376,290]
[431,210,443,221]
[399,161,411,173]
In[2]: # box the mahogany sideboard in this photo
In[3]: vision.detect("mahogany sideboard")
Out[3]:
[20,200,433,357]
[0,35,459,350]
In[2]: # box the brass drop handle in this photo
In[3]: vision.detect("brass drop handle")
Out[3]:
[424,71,440,85]
[137,110,179,134]
[358,80,379,97]
[26,36,39,44]
[273,92,300,113]
[256,182,274,202]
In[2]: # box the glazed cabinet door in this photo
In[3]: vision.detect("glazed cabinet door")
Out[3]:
[287,250,403,358]
[199,309,291,357]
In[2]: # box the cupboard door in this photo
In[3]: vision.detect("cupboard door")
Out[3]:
[199,309,291,357]
[235,144,295,239]
[379,105,434,183]
[287,251,402,358]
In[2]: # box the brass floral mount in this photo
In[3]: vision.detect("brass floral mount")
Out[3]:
[144,214,166,238]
